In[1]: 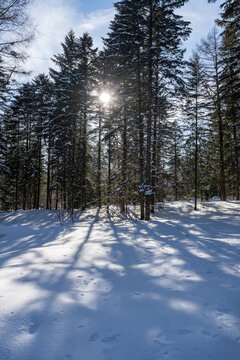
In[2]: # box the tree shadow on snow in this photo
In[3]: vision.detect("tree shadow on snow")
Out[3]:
[0,205,239,360]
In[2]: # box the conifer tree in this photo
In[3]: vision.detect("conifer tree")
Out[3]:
[50,31,97,212]
[197,28,227,201]
[104,0,190,219]
[217,0,240,199]
[184,53,207,210]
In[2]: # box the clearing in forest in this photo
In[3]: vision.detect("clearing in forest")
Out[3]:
[0,201,239,360]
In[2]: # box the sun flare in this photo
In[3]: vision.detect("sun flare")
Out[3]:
[100,92,112,106]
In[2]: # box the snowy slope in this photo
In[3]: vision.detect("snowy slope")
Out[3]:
[0,202,239,360]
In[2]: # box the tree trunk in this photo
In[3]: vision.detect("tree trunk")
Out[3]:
[145,0,153,220]
[137,50,145,220]
[215,50,226,201]
[36,118,42,210]
[174,133,178,201]
[233,117,239,200]
[194,89,199,211]
[121,109,127,214]
[151,64,159,213]
[97,108,102,209]
[82,106,87,211]
[46,135,51,209]
[107,136,111,213]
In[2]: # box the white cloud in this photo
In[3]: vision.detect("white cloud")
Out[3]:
[176,0,221,58]
[24,0,221,78]
[24,0,115,78]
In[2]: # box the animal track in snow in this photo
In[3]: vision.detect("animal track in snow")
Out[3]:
[102,333,121,343]
[89,332,99,342]
[28,315,41,335]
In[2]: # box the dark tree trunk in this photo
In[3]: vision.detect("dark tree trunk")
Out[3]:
[137,50,145,220]
[174,134,178,202]
[107,136,111,213]
[46,135,51,210]
[233,116,239,200]
[36,123,42,210]
[121,109,127,214]
[97,108,102,209]
[194,90,199,211]
[82,106,87,211]
[145,0,153,220]
[215,54,226,201]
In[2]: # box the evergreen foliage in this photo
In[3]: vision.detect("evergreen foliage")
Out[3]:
[0,0,239,218]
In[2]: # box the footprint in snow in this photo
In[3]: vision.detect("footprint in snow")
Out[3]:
[29,316,41,335]
[89,332,99,342]
[29,322,39,334]
[102,334,121,343]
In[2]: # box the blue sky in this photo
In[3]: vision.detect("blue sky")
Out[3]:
[79,0,115,13]
[25,0,221,77]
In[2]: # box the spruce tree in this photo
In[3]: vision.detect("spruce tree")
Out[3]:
[50,31,97,212]
[103,0,190,219]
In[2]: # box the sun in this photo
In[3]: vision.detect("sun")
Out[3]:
[100,92,112,106]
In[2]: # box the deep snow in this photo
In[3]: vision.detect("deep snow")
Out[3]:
[0,201,240,360]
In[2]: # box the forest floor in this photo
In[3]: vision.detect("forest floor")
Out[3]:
[0,201,240,360]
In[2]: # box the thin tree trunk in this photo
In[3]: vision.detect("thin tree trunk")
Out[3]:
[151,112,157,213]
[71,133,76,213]
[121,109,127,214]
[97,108,102,209]
[137,50,145,220]
[232,115,239,200]
[46,134,51,209]
[214,41,226,201]
[174,133,178,201]
[36,118,42,209]
[82,107,87,211]
[145,0,153,220]
[63,163,67,210]
[229,69,240,200]
[15,120,20,211]
[107,136,111,213]
[194,89,199,211]
[151,64,159,213]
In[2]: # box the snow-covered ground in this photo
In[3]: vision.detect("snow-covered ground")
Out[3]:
[0,201,240,360]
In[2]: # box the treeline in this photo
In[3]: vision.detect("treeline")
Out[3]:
[0,0,239,220]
